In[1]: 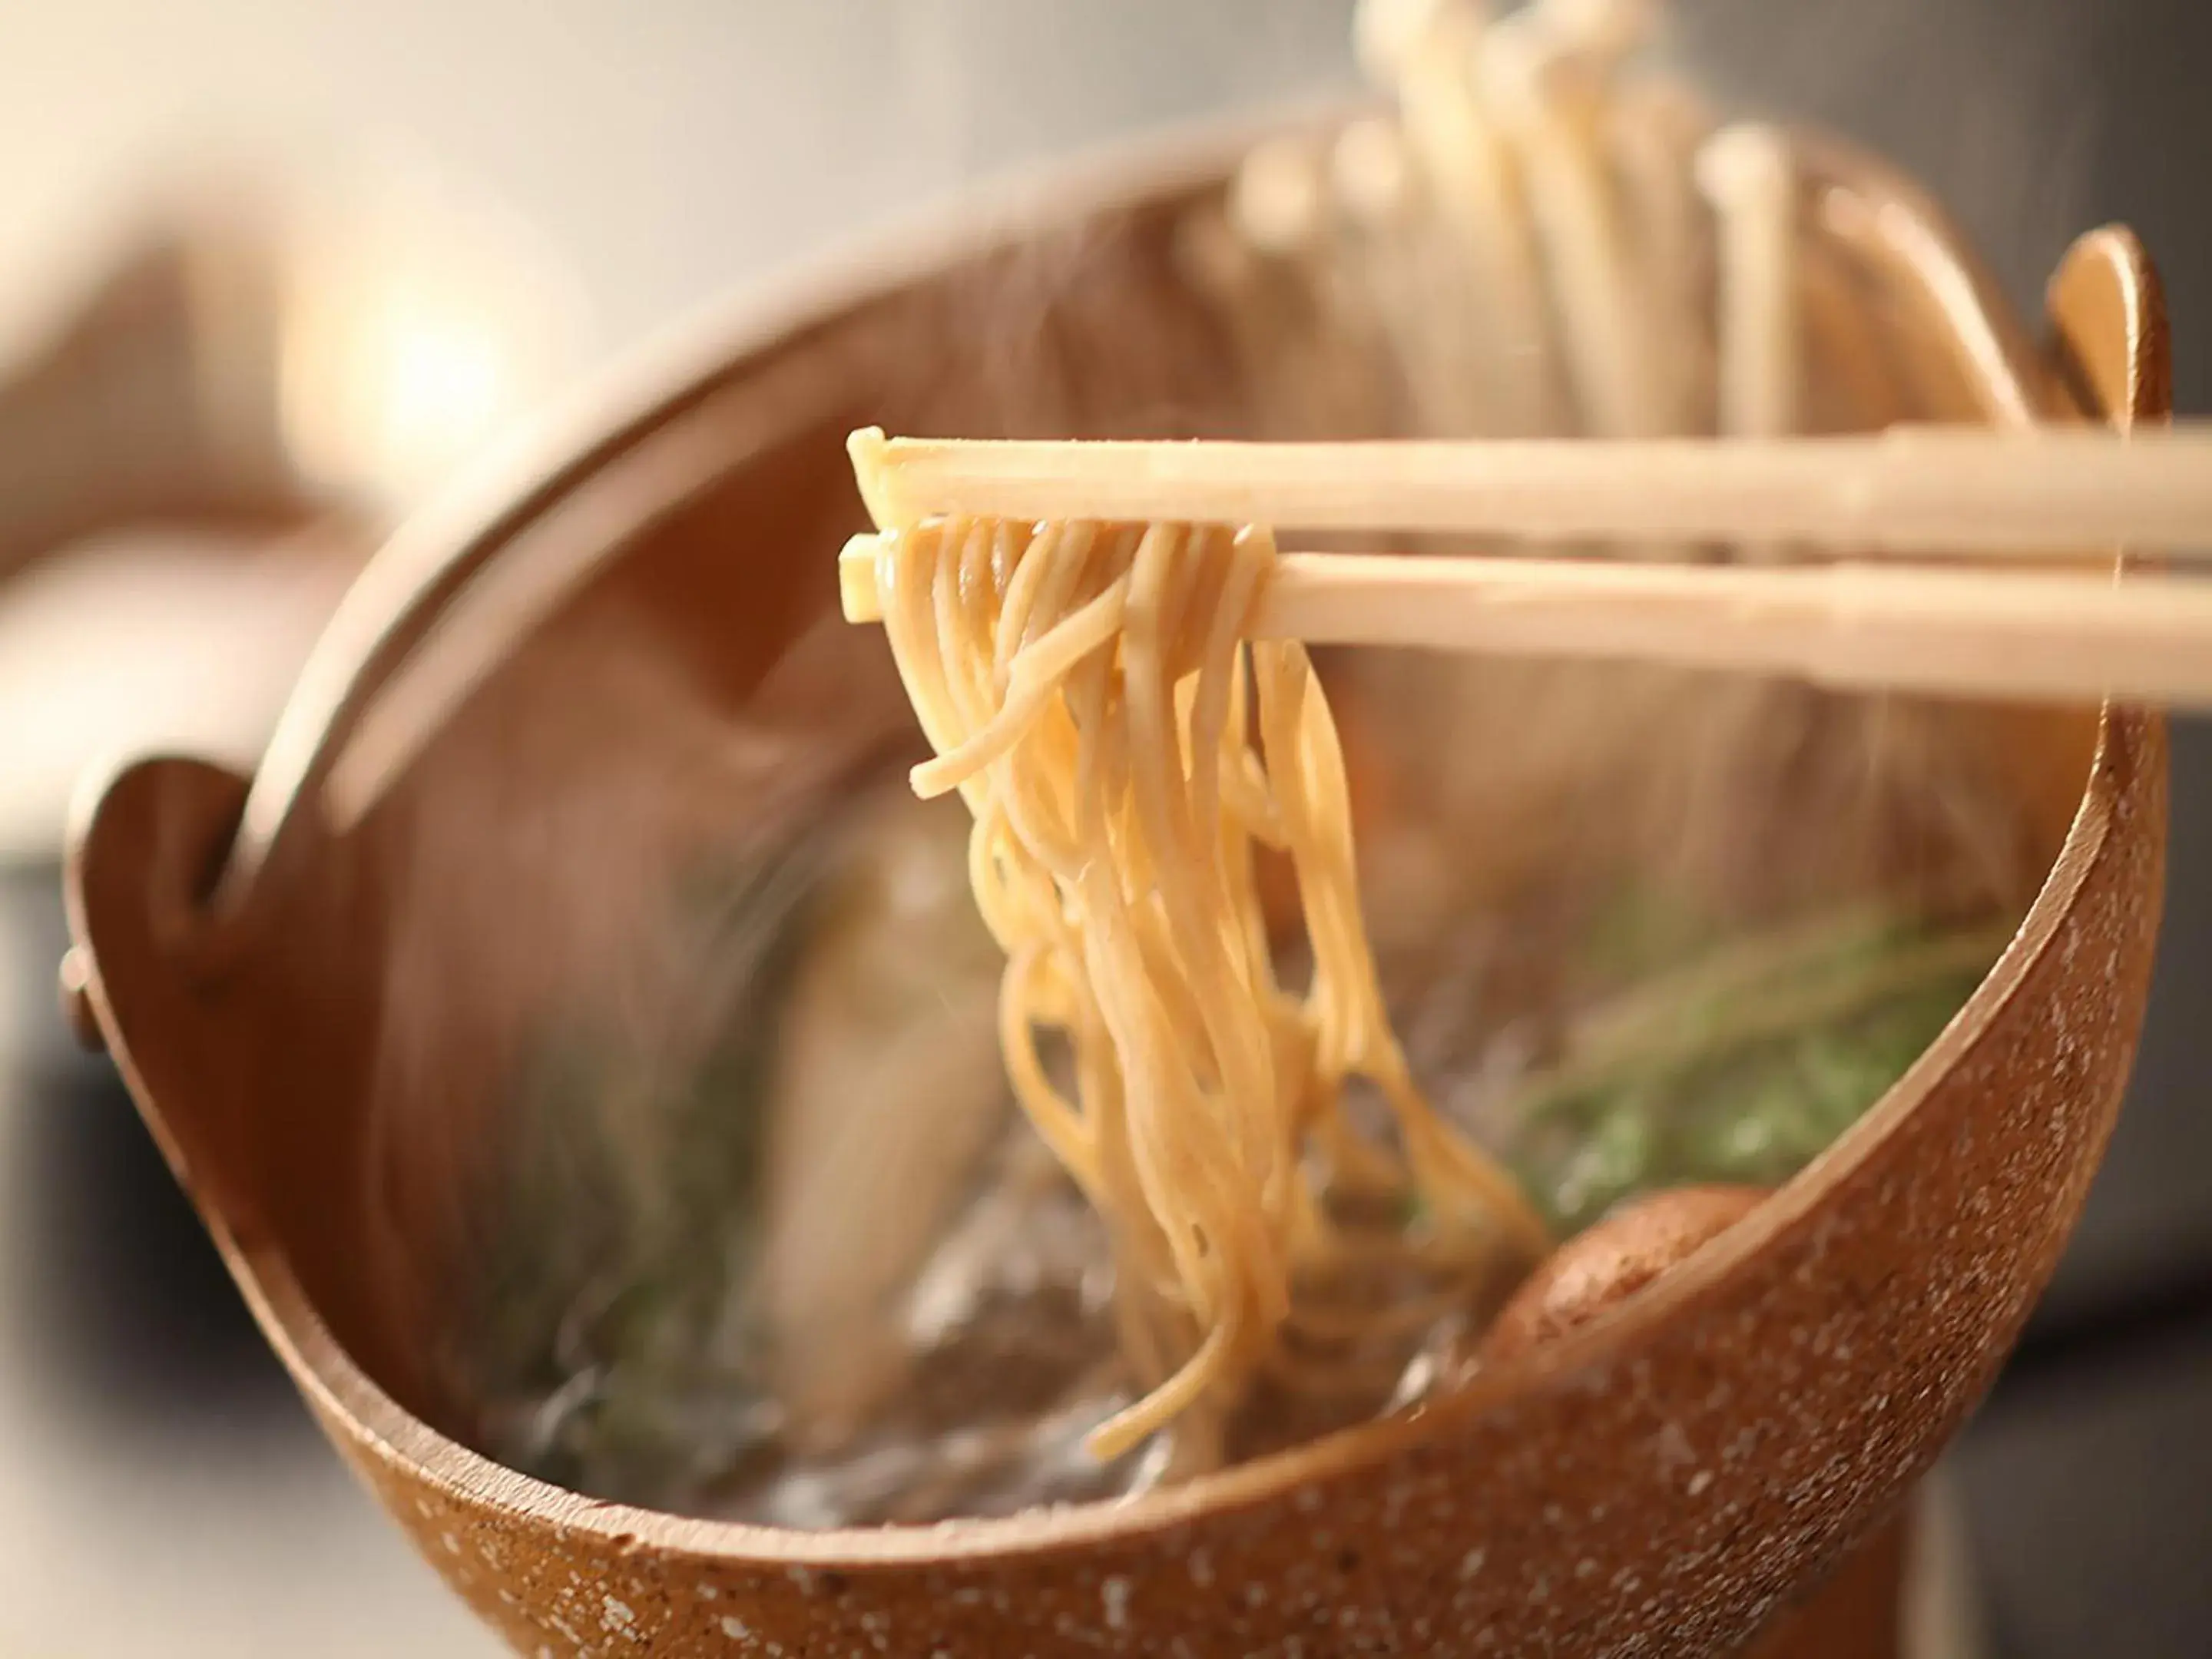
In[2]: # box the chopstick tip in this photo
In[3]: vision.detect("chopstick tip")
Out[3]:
[848,426,899,529]
[839,531,889,624]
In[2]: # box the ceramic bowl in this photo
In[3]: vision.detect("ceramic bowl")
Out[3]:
[63,116,2167,1656]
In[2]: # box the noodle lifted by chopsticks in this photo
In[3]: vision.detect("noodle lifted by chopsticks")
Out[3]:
[874,515,1551,1465]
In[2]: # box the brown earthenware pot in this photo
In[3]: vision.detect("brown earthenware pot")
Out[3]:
[62,113,2165,1657]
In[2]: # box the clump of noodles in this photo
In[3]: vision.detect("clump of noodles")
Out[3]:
[868,509,1551,1465]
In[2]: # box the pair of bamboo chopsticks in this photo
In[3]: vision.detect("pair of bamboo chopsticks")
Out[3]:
[837,425,2212,710]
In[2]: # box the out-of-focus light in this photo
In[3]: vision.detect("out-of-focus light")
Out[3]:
[382,311,507,471]
[0,146,592,862]
[279,161,591,514]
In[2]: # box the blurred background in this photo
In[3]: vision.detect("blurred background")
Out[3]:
[0,2,2207,1654]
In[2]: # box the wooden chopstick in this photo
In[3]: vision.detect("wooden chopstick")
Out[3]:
[838,535,2212,711]
[846,425,2212,558]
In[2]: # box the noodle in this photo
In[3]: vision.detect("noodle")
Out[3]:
[870,512,1551,1464]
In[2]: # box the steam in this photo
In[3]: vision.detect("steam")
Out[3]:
[353,604,913,1437]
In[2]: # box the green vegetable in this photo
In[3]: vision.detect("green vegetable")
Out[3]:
[1508,893,2003,1233]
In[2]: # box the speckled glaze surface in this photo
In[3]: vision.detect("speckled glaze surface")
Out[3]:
[64,118,2166,1657]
